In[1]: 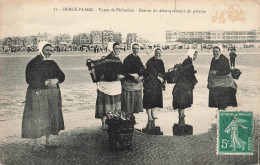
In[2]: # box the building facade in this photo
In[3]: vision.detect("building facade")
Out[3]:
[166,29,260,42]
[73,33,91,46]
[102,30,114,45]
[3,37,14,47]
[90,31,103,45]
[37,32,54,43]
[53,34,72,44]
[136,37,149,44]
[126,33,137,49]
[88,30,122,45]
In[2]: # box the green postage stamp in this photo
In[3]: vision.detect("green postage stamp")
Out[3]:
[217,111,253,155]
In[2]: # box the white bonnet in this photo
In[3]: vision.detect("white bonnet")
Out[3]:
[212,44,223,52]
[153,47,163,54]
[38,41,52,55]
[131,42,140,49]
[107,42,115,52]
[187,49,196,57]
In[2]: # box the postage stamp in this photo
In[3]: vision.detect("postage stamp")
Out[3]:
[217,111,253,155]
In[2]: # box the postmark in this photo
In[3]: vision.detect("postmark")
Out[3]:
[217,111,253,155]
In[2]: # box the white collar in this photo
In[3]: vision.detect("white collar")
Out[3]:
[214,54,220,60]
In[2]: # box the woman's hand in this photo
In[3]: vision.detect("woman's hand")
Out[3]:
[45,79,50,86]
[135,76,143,83]
[117,74,125,80]
[45,79,59,88]
[50,79,59,85]
[158,76,164,83]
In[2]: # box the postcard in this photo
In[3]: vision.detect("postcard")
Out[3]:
[0,0,259,164]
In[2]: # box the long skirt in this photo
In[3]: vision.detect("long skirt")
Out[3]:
[209,87,237,109]
[95,90,121,118]
[172,88,193,110]
[121,89,143,115]
[22,87,64,139]
[143,89,163,109]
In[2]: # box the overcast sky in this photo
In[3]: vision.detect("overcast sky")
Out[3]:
[0,0,260,42]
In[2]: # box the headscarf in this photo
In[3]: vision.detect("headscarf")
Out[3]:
[38,41,52,60]
[131,42,140,50]
[153,47,162,54]
[107,42,115,52]
[212,44,223,52]
[186,49,196,58]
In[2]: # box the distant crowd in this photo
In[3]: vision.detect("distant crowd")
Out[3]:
[1,42,258,54]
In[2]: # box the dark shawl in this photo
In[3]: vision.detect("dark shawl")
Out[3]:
[123,53,145,81]
[143,57,165,91]
[101,52,124,81]
[209,54,230,77]
[26,55,65,89]
[174,57,198,91]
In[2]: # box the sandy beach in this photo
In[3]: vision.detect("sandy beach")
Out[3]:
[0,49,259,164]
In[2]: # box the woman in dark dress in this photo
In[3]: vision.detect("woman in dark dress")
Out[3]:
[172,49,198,126]
[95,42,125,129]
[122,43,145,115]
[143,48,165,120]
[22,41,65,147]
[208,46,237,111]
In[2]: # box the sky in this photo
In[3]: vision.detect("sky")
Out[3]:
[0,0,260,42]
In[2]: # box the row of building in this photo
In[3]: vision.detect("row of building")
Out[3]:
[166,29,260,42]
[0,31,149,50]
[4,29,259,50]
[0,33,71,49]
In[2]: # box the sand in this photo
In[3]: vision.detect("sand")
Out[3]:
[0,49,259,164]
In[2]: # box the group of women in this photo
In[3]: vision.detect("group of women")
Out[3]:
[95,42,166,129]
[22,41,237,148]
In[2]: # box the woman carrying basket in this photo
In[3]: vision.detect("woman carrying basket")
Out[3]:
[172,49,198,126]
[95,42,125,130]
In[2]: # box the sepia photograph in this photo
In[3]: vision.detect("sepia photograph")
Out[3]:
[0,0,259,164]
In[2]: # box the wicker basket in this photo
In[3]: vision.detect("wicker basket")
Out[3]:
[231,67,241,80]
[106,119,135,150]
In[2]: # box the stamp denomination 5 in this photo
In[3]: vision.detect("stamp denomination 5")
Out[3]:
[217,111,253,155]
